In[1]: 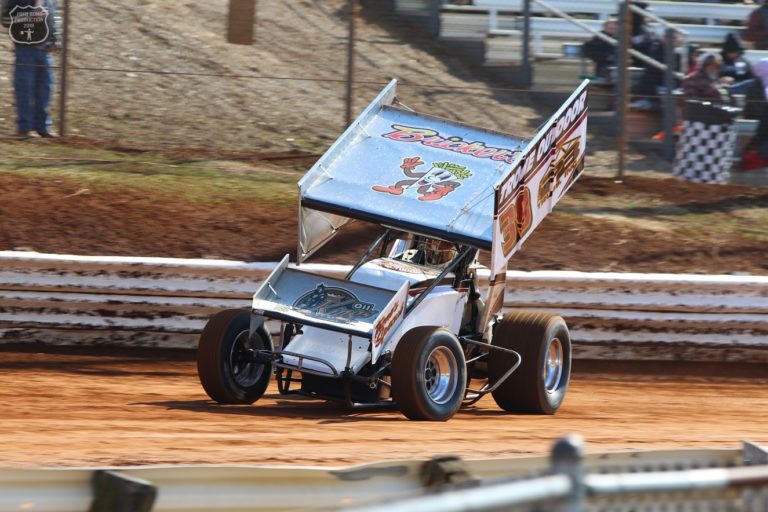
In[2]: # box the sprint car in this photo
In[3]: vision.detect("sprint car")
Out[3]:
[197,78,590,421]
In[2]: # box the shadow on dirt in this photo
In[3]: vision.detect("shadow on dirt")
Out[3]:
[138,398,533,421]
[136,398,408,423]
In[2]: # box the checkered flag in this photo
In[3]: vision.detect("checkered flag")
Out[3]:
[673,101,739,185]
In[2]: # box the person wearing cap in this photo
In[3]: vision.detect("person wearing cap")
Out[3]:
[720,33,754,82]
[682,53,729,102]
[1,0,60,139]
[744,0,768,50]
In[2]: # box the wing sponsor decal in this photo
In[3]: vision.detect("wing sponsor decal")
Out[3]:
[498,186,533,256]
[293,283,378,321]
[498,90,588,208]
[372,300,403,348]
[382,124,521,164]
[372,156,472,202]
[375,259,432,275]
[537,135,583,207]
[371,281,409,362]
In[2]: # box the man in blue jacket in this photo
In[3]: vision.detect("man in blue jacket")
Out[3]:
[1,0,60,139]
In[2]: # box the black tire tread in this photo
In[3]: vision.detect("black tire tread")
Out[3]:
[197,309,271,404]
[391,326,466,421]
[488,310,570,414]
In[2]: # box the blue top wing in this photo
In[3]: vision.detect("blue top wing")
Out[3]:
[299,94,528,250]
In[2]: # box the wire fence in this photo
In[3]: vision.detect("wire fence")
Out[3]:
[0,0,765,183]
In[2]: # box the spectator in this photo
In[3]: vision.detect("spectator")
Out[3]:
[582,18,617,80]
[630,1,661,66]
[682,52,729,102]
[720,33,754,82]
[741,59,768,170]
[744,0,768,50]
[729,58,767,120]
[1,0,60,139]
[630,31,687,111]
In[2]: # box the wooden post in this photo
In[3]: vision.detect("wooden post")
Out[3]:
[227,0,256,45]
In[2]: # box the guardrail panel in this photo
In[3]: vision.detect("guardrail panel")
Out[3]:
[0,252,766,362]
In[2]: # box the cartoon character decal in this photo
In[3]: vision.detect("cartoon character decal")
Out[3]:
[372,157,472,202]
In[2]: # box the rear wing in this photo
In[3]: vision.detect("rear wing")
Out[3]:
[490,80,589,277]
[296,78,588,278]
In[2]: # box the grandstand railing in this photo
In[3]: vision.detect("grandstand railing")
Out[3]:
[473,0,753,24]
[439,5,744,45]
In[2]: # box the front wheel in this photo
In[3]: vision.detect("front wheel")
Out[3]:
[197,309,273,404]
[488,311,571,414]
[391,326,467,421]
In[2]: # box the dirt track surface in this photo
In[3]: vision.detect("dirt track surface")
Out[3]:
[1,350,766,468]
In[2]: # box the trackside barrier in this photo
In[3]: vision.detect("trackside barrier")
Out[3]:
[1,251,767,362]
[1,438,766,511]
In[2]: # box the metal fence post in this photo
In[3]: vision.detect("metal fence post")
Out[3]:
[662,28,676,161]
[551,435,586,512]
[615,0,631,182]
[522,0,532,88]
[57,0,70,137]
[345,0,358,127]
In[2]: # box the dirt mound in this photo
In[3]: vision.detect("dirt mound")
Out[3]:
[1,156,766,273]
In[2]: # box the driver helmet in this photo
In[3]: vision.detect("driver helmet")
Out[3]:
[424,238,456,266]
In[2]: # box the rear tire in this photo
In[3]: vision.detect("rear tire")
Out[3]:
[197,309,273,404]
[391,327,467,421]
[489,311,571,414]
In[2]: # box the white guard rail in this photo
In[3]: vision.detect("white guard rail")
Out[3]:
[1,438,766,511]
[1,251,767,362]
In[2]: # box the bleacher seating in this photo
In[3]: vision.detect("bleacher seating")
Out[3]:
[439,5,746,46]
[472,0,753,25]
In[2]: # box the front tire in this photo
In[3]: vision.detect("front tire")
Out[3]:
[197,309,273,404]
[391,327,467,421]
[489,311,571,414]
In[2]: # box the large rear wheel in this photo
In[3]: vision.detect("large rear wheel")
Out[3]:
[391,326,467,421]
[197,309,273,404]
[488,311,571,414]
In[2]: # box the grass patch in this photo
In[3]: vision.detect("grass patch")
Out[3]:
[0,141,301,206]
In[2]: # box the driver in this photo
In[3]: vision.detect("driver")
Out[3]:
[423,238,457,266]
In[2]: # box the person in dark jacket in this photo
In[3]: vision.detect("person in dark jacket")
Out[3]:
[720,33,754,82]
[1,0,60,139]
[744,0,768,50]
[741,59,768,171]
[582,18,617,80]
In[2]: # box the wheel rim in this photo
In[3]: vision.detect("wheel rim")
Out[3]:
[422,346,459,405]
[229,330,264,387]
[543,337,564,393]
